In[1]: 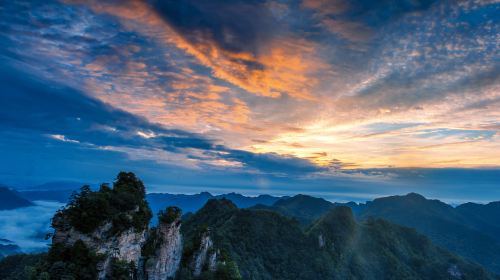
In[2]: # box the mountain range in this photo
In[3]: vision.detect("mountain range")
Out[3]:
[1,177,500,277]
[1,172,497,280]
[254,192,500,274]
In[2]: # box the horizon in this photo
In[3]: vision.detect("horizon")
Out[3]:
[4,177,499,205]
[1,0,499,203]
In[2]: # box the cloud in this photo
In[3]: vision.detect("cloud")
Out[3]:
[0,201,64,252]
[77,0,329,100]
[151,0,279,56]
[303,0,437,42]
[0,61,324,178]
[0,0,498,176]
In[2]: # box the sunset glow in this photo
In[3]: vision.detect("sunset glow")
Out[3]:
[1,0,499,201]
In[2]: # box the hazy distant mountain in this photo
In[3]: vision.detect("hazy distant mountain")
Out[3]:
[22,181,86,191]
[14,181,87,203]
[147,191,214,215]
[15,188,283,215]
[0,239,20,258]
[252,194,362,225]
[0,187,34,210]
[146,192,282,217]
[456,201,500,242]
[17,189,74,203]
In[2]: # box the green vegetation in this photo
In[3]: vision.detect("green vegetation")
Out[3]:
[32,172,152,280]
[158,206,182,224]
[252,194,335,225]
[0,253,46,280]
[360,193,500,274]
[110,258,136,280]
[34,240,102,280]
[53,172,152,234]
[141,227,162,259]
[179,199,496,280]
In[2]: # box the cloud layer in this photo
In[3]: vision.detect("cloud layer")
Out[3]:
[0,0,498,200]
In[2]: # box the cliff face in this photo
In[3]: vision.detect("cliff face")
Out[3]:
[192,231,217,277]
[146,217,183,280]
[51,202,208,280]
[52,218,146,279]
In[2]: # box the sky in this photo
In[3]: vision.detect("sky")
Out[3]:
[0,0,499,203]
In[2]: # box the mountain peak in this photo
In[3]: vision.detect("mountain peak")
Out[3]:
[405,192,426,200]
[0,187,34,210]
[199,198,237,214]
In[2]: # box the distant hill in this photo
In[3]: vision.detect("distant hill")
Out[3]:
[15,189,283,215]
[146,192,282,217]
[360,193,500,274]
[24,181,86,191]
[0,239,20,258]
[0,187,34,210]
[15,181,89,203]
[252,194,362,225]
[456,201,500,243]
[17,189,74,203]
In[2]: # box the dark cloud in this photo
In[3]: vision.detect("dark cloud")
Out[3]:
[150,0,281,55]
[300,0,437,44]
[218,149,324,174]
[342,0,436,26]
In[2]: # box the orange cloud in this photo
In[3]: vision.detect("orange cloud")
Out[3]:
[73,0,328,100]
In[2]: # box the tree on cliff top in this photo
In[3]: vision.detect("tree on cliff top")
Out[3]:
[53,171,152,234]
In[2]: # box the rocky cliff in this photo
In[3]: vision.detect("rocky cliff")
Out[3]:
[145,214,183,280]
[51,204,190,279]
[52,208,147,279]
[191,230,217,277]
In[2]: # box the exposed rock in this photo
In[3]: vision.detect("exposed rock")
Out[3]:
[52,219,146,279]
[208,249,218,272]
[318,234,325,248]
[192,231,214,277]
[448,264,462,279]
[146,218,183,280]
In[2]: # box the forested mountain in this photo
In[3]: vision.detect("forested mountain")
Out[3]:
[251,194,362,225]
[360,193,500,274]
[251,192,500,274]
[179,199,494,280]
[147,192,281,218]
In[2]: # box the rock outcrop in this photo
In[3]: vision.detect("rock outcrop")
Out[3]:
[146,217,183,280]
[52,217,146,279]
[192,231,215,277]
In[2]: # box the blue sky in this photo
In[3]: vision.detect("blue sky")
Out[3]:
[0,0,499,203]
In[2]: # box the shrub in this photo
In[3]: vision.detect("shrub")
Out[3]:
[158,206,182,224]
